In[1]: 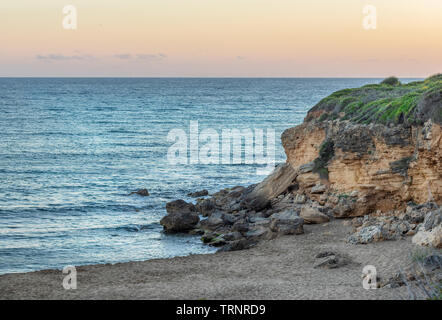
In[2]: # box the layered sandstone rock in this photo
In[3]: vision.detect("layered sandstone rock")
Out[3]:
[162,75,441,250]
[280,75,442,217]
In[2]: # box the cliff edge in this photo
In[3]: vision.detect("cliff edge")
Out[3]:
[162,75,441,251]
[281,74,442,217]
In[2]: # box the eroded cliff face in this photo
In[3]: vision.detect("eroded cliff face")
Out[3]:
[163,76,442,251]
[280,74,442,217]
[281,118,441,217]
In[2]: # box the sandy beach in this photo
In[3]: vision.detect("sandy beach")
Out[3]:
[0,221,417,300]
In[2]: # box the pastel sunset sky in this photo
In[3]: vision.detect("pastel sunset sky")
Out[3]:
[1,0,441,77]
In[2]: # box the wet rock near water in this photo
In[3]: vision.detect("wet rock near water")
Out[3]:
[165,199,197,214]
[160,162,440,251]
[160,210,199,233]
[160,199,200,233]
[160,164,341,251]
[195,198,216,217]
[130,188,150,196]
[161,175,324,250]
[187,189,209,198]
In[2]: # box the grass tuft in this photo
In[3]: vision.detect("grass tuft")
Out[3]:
[308,74,442,125]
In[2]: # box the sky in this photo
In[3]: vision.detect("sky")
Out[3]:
[1,0,441,77]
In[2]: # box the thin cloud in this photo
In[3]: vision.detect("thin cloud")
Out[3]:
[36,54,94,61]
[137,53,167,60]
[113,54,132,60]
[113,53,167,60]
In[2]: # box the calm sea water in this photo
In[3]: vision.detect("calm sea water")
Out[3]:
[0,78,418,274]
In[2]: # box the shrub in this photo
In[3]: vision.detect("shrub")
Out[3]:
[313,140,335,180]
[398,250,442,300]
[381,76,401,86]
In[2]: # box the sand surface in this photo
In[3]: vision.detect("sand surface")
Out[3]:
[0,221,417,299]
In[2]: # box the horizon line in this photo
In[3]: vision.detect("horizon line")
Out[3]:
[0,76,427,79]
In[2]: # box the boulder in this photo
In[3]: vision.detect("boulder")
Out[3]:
[160,211,199,233]
[221,213,238,225]
[243,163,297,211]
[222,231,243,242]
[313,251,350,269]
[165,199,196,214]
[311,184,326,194]
[160,199,200,233]
[269,210,304,235]
[208,236,226,247]
[195,198,215,217]
[188,228,204,235]
[294,194,306,204]
[245,226,274,241]
[210,186,245,212]
[347,225,389,244]
[395,221,410,235]
[315,251,337,259]
[227,186,246,199]
[130,188,149,196]
[351,217,363,228]
[412,209,442,248]
[333,196,355,218]
[223,199,242,213]
[201,232,220,243]
[300,206,330,224]
[231,221,250,233]
[219,239,256,252]
[271,193,296,211]
[250,217,271,228]
[423,209,441,231]
[199,215,225,231]
[187,189,209,198]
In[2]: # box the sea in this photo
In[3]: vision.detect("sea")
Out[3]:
[0,78,419,274]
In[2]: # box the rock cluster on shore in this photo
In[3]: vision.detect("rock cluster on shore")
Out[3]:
[160,75,442,251]
[160,200,200,233]
[160,171,313,251]
[346,202,441,247]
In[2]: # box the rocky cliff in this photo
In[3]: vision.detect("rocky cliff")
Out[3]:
[281,75,442,217]
[162,75,442,251]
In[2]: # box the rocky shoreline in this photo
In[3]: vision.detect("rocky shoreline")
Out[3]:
[160,75,442,253]
[0,220,427,299]
[1,76,441,300]
[161,178,441,252]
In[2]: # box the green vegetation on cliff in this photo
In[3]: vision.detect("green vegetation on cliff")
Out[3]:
[312,139,335,180]
[308,74,442,125]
